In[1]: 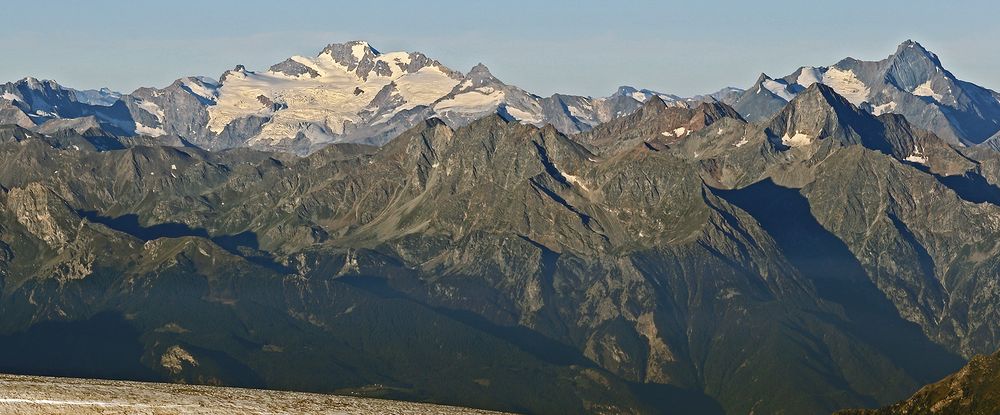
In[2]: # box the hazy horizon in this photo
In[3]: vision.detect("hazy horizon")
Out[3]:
[4,0,999,97]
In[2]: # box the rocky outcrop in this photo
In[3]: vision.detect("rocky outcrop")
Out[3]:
[836,349,1000,415]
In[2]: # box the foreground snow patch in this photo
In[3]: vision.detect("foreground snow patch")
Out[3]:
[0,373,510,415]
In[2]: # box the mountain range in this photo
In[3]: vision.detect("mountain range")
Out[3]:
[4,40,1000,156]
[0,41,726,155]
[3,39,1000,415]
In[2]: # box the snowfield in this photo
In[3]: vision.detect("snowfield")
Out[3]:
[0,374,513,415]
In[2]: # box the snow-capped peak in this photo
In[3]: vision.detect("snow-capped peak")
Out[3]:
[219,65,248,83]
[795,67,823,88]
[351,41,375,60]
[205,41,465,140]
[615,86,679,103]
[319,41,381,70]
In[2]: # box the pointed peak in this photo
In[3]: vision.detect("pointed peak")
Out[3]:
[642,94,668,109]
[791,83,854,109]
[462,63,502,87]
[891,39,942,66]
[319,41,381,71]
[468,63,493,77]
[754,73,773,84]
[620,94,668,120]
[693,100,744,122]
[423,117,449,129]
[897,39,927,53]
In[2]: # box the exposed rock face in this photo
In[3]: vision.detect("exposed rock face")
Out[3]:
[6,183,73,250]
[160,345,198,375]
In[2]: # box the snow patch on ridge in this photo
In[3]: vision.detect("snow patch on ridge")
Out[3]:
[796,67,823,88]
[136,100,165,122]
[435,89,505,114]
[504,105,543,124]
[762,79,795,101]
[180,78,218,101]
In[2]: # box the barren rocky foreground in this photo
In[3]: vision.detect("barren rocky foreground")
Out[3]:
[0,374,511,415]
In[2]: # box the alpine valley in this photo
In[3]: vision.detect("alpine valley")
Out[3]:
[4,39,1000,415]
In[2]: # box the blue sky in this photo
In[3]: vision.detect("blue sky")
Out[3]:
[3,0,998,97]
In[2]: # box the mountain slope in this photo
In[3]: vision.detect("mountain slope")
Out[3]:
[6,68,1000,414]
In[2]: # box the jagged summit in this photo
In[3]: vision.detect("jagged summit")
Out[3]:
[894,39,938,60]
[320,40,380,57]
[791,83,857,109]
[464,63,499,85]
[884,39,953,92]
[218,65,248,83]
[640,94,668,111]
[468,62,492,75]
